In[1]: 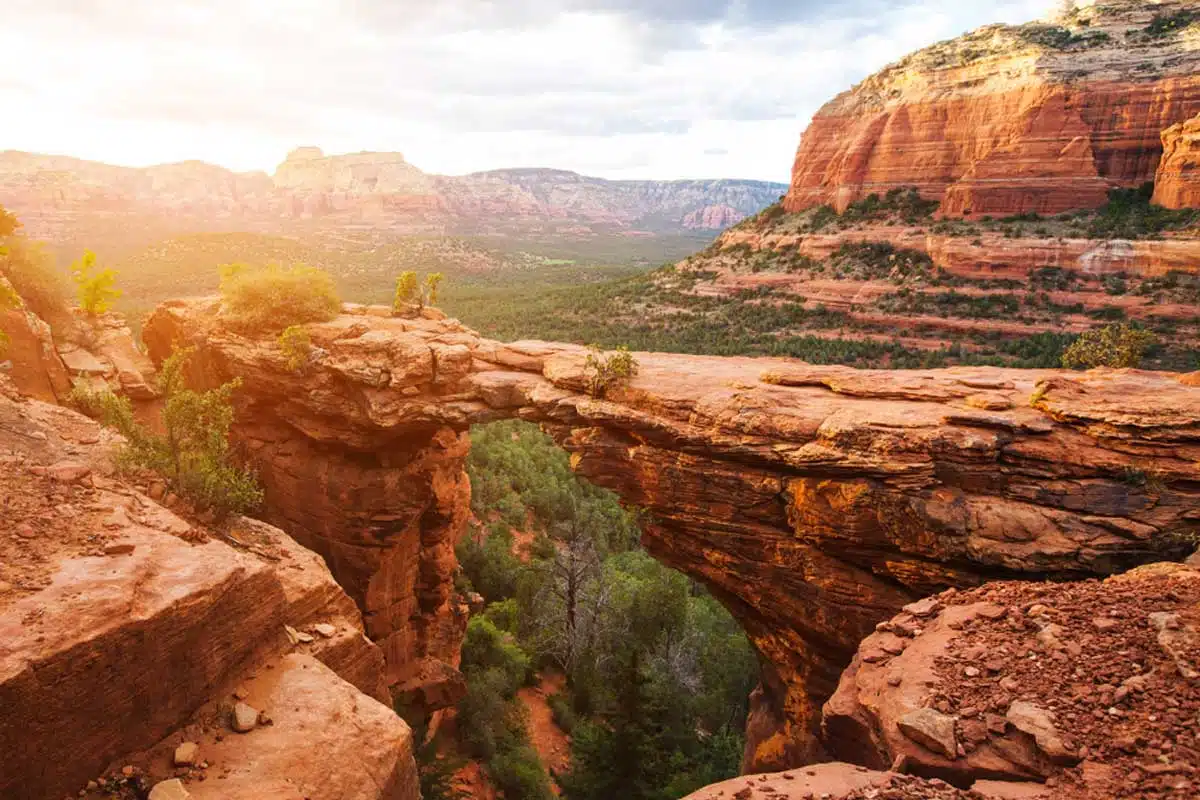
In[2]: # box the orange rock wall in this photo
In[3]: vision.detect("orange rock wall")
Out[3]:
[785,78,1200,218]
[1154,111,1200,210]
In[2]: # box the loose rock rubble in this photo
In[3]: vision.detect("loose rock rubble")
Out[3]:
[825,563,1200,799]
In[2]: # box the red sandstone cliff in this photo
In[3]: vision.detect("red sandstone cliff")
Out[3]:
[1154,111,1200,209]
[0,377,418,800]
[784,1,1200,218]
[143,300,1200,775]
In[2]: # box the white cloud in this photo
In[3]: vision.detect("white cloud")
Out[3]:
[0,0,1056,181]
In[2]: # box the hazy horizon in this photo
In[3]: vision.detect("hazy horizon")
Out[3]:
[3,0,1054,183]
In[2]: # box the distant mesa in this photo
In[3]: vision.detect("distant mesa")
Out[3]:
[285,145,326,161]
[0,146,783,238]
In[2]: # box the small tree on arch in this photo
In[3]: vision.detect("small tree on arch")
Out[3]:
[583,345,639,398]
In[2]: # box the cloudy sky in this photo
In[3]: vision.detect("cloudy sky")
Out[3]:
[1,0,1055,181]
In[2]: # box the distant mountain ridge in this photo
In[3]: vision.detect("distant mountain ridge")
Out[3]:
[0,147,786,244]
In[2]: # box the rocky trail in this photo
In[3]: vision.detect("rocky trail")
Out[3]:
[518,671,573,791]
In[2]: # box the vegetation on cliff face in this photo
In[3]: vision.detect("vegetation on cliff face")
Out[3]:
[69,347,263,518]
[432,182,1200,372]
[452,420,756,799]
[0,205,68,325]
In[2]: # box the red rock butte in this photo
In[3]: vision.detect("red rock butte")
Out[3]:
[783,0,1200,218]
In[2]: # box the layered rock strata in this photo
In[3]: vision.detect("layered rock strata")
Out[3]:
[144,299,1200,772]
[784,0,1200,217]
[1154,112,1200,210]
[0,378,416,800]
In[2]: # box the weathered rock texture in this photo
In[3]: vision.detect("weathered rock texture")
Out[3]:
[1154,112,1200,210]
[0,275,70,402]
[0,278,157,404]
[0,378,416,800]
[144,299,1200,773]
[824,562,1200,798]
[784,0,1200,217]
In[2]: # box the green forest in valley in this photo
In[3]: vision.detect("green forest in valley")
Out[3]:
[420,420,757,800]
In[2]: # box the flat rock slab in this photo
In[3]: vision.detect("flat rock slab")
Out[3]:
[183,655,417,800]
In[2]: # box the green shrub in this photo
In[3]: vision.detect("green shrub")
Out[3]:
[424,272,444,305]
[72,348,263,518]
[0,278,20,353]
[393,270,445,311]
[547,692,577,734]
[219,262,340,333]
[1144,10,1198,39]
[1061,323,1158,370]
[582,345,639,398]
[393,271,419,309]
[0,235,68,323]
[71,250,121,317]
[1087,183,1199,239]
[461,616,531,693]
[277,325,312,372]
[490,745,555,800]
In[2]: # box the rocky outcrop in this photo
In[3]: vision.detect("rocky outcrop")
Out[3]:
[57,309,159,399]
[823,562,1200,797]
[0,148,784,238]
[0,378,416,800]
[784,0,1200,217]
[0,275,70,402]
[0,275,157,403]
[143,299,1200,773]
[1153,112,1200,210]
[682,204,747,230]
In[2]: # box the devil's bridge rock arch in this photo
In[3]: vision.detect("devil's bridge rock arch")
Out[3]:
[144,298,1200,771]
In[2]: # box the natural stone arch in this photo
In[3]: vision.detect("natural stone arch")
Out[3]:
[145,299,1200,771]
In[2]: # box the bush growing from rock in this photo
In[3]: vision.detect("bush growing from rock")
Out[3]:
[71,250,121,316]
[0,208,69,324]
[393,270,445,312]
[70,347,263,518]
[0,278,19,353]
[583,345,639,398]
[277,325,312,372]
[219,262,340,333]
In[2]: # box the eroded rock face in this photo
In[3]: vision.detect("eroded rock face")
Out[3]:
[824,563,1200,797]
[1153,112,1200,210]
[0,275,70,402]
[783,0,1200,217]
[0,378,413,800]
[143,299,1200,773]
[1,280,157,404]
